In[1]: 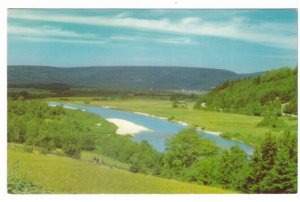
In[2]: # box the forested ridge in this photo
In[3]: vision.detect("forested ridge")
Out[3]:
[8,65,260,91]
[195,67,297,116]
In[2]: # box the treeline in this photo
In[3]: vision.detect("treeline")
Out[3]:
[194,67,297,116]
[144,128,296,193]
[8,86,196,101]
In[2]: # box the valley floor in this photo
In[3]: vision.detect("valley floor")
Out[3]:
[47,97,298,146]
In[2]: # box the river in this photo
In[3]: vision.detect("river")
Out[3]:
[49,102,254,155]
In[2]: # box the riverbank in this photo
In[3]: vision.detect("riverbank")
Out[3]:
[134,111,222,136]
[106,118,152,135]
[46,98,297,146]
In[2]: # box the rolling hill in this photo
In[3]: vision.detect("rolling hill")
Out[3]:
[8,147,234,193]
[8,65,260,91]
[195,67,297,115]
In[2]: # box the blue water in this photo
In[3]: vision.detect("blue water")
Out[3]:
[49,102,254,155]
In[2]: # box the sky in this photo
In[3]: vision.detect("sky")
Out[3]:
[7,9,298,73]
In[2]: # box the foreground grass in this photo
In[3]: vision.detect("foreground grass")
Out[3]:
[80,151,130,170]
[48,97,297,146]
[8,147,234,194]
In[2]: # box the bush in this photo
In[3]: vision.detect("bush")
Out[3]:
[8,162,50,194]
[8,176,46,194]
[129,163,140,173]
[23,145,33,153]
[63,143,81,158]
[39,147,49,154]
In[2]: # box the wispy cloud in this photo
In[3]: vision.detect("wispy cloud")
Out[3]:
[8,23,195,46]
[10,36,108,45]
[8,24,97,39]
[8,10,297,49]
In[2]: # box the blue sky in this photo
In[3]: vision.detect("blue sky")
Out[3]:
[8,9,297,73]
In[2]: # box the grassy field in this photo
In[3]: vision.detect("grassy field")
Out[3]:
[47,97,297,146]
[8,146,234,194]
[80,151,130,170]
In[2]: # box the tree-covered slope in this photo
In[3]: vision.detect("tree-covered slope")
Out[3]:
[8,65,258,91]
[195,67,297,115]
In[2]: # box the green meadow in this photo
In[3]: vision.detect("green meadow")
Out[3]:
[8,145,234,194]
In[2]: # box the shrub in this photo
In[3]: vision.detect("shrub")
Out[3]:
[63,143,81,158]
[23,145,33,153]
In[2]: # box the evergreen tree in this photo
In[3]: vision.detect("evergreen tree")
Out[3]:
[245,133,278,193]
[259,148,297,193]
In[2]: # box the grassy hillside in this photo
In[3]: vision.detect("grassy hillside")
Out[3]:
[8,146,234,194]
[8,65,260,91]
[195,67,297,115]
[49,97,297,146]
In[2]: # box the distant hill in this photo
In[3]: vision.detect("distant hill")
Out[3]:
[8,65,260,91]
[195,67,297,115]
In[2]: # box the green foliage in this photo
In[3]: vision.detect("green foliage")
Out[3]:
[181,131,297,193]
[172,100,187,108]
[129,141,162,174]
[257,113,287,129]
[184,146,250,190]
[8,100,164,177]
[218,147,250,190]
[8,100,117,158]
[244,132,297,193]
[162,128,218,178]
[8,176,46,194]
[259,148,297,193]
[195,67,297,116]
[63,143,81,158]
[184,156,221,186]
[8,162,50,194]
[23,145,33,153]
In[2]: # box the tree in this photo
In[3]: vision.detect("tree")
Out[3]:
[184,155,221,186]
[163,128,218,178]
[219,146,250,190]
[258,131,297,193]
[129,140,161,174]
[245,132,278,193]
[259,148,297,193]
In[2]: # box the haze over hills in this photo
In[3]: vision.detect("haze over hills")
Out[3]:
[8,65,262,91]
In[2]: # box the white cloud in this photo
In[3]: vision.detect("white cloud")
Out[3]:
[181,17,201,25]
[10,36,108,45]
[8,24,97,39]
[8,24,196,46]
[109,35,196,45]
[8,10,297,49]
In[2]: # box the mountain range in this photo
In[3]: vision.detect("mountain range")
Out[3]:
[8,65,262,91]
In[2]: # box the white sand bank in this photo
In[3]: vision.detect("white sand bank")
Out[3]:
[133,111,167,120]
[63,106,77,110]
[106,118,151,135]
[197,128,222,136]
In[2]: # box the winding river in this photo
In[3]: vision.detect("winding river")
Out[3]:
[49,102,254,155]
